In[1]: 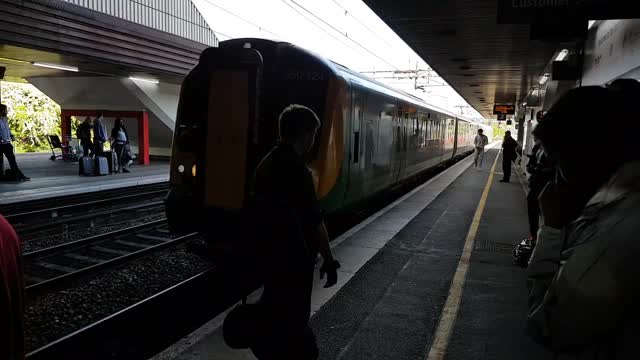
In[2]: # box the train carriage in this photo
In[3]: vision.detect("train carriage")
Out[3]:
[166,38,490,234]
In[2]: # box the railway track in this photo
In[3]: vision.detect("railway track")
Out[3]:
[24,219,198,295]
[15,200,166,241]
[4,183,169,229]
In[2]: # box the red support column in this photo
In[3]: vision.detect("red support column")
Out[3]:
[138,111,150,165]
[60,110,72,146]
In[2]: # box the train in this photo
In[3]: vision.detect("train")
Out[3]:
[166,38,491,234]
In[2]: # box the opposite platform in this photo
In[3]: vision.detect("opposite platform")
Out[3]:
[0,152,169,204]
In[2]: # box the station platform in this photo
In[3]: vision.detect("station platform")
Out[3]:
[153,146,552,360]
[0,152,169,205]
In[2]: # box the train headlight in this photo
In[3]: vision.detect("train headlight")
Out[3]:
[178,165,185,173]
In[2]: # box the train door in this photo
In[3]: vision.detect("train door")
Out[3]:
[345,87,365,201]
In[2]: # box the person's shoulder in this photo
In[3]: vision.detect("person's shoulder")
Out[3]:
[0,215,18,242]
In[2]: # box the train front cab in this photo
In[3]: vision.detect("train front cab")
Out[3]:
[166,45,264,237]
[166,39,349,238]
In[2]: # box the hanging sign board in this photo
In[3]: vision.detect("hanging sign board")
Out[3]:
[497,0,640,24]
[497,114,507,121]
[493,104,516,115]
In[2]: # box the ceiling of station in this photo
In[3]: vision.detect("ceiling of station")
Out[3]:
[363,0,574,118]
[0,45,186,84]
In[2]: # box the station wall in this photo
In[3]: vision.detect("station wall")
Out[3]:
[27,76,178,157]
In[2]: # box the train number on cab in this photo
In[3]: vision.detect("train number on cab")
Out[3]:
[286,70,325,81]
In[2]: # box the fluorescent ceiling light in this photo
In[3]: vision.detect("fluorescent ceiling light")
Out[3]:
[129,76,159,84]
[32,62,79,72]
[539,74,550,85]
[555,49,569,62]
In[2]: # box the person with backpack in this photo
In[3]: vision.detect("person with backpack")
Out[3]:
[76,116,93,157]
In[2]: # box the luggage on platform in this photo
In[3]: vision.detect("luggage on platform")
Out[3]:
[79,156,94,176]
[94,156,109,176]
[105,150,119,174]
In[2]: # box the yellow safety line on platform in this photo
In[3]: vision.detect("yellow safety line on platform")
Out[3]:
[426,149,501,360]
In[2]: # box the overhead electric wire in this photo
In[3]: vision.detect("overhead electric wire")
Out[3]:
[285,0,399,70]
[279,0,370,60]
[200,0,282,39]
[330,0,394,49]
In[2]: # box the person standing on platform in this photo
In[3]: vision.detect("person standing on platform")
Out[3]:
[110,118,131,173]
[76,116,94,157]
[0,214,24,360]
[513,136,554,266]
[93,112,107,157]
[527,84,640,358]
[250,104,340,359]
[499,130,518,183]
[473,128,489,169]
[0,104,29,181]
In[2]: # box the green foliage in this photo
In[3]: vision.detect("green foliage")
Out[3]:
[1,81,61,153]
[492,122,506,139]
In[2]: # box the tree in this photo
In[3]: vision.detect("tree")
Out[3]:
[1,81,61,152]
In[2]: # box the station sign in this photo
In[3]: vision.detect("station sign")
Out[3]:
[497,114,507,121]
[497,0,640,24]
[493,104,516,115]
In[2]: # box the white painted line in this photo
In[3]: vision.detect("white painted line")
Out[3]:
[426,149,501,360]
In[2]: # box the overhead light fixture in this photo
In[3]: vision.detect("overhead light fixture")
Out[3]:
[539,73,550,85]
[129,76,159,84]
[555,49,569,62]
[32,62,79,72]
[0,57,29,64]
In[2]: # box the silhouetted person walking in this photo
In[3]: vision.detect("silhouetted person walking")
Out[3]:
[249,104,340,360]
[500,131,518,183]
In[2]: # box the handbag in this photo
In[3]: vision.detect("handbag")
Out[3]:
[125,144,136,161]
[223,302,263,349]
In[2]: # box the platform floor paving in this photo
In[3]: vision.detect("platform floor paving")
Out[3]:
[153,145,551,360]
[0,152,169,204]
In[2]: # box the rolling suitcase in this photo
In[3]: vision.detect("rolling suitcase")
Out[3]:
[79,156,94,176]
[105,150,119,174]
[94,156,109,176]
